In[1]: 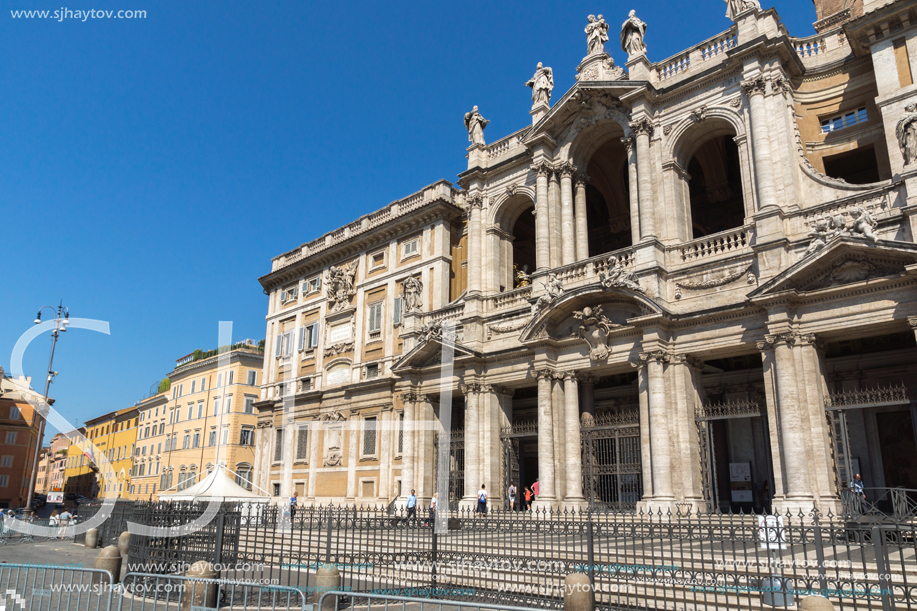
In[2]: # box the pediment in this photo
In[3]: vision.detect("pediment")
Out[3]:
[748,239,917,299]
[391,335,478,373]
[524,84,640,147]
[519,284,663,344]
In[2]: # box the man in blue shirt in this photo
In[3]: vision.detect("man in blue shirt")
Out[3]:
[405,489,417,521]
[290,491,298,520]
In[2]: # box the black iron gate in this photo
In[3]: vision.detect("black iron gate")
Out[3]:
[581,412,642,511]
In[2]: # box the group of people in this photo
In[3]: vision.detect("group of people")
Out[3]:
[1,507,75,540]
[507,479,539,512]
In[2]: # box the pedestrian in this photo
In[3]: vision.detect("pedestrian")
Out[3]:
[428,492,438,526]
[532,478,540,504]
[851,473,865,500]
[524,486,532,512]
[404,489,417,522]
[508,482,516,511]
[49,510,60,528]
[476,485,488,516]
[58,508,73,539]
[290,491,298,520]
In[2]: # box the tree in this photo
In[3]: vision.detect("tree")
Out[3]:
[157,378,171,393]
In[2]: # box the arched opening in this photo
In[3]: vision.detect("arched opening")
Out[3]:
[509,204,536,287]
[687,135,745,238]
[493,194,537,291]
[584,136,633,257]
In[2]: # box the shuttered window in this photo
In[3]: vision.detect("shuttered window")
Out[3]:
[274,428,284,462]
[363,418,377,456]
[296,427,309,460]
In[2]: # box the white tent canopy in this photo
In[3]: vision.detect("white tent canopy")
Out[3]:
[160,464,269,503]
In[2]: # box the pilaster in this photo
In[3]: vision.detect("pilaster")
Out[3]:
[535,368,557,507]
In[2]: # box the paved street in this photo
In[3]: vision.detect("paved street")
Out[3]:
[0,539,99,569]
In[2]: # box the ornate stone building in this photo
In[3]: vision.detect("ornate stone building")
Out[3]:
[257,0,917,513]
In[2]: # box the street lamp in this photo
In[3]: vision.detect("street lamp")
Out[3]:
[23,302,69,514]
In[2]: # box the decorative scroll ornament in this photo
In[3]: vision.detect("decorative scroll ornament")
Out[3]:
[802,256,902,291]
[599,255,643,292]
[327,260,358,312]
[324,342,354,357]
[487,318,529,338]
[572,305,622,362]
[675,264,752,291]
[896,103,917,166]
[740,76,767,97]
[730,96,743,108]
[690,105,708,122]
[531,273,564,317]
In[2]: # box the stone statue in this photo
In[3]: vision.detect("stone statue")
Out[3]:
[327,260,358,312]
[525,62,554,107]
[464,105,490,146]
[531,273,564,317]
[321,412,346,466]
[585,14,610,56]
[849,207,879,243]
[514,264,531,288]
[896,104,917,166]
[620,10,647,58]
[725,0,761,21]
[804,218,832,257]
[573,306,621,362]
[402,276,423,313]
[599,256,643,293]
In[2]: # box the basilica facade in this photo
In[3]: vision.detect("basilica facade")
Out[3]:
[255,0,917,513]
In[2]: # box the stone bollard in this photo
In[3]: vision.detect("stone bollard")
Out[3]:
[313,565,342,611]
[564,573,594,611]
[180,561,220,611]
[84,528,99,549]
[799,596,837,611]
[94,546,123,586]
[117,531,131,558]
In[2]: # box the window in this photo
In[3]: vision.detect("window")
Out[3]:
[0,456,12,467]
[367,302,383,335]
[241,428,255,446]
[221,428,229,445]
[157,442,161,454]
[217,373,222,387]
[5,432,16,445]
[213,398,220,417]
[200,376,207,392]
[370,250,386,269]
[247,370,257,386]
[244,396,255,414]
[197,402,204,419]
[209,430,217,446]
[402,238,419,258]
[366,363,380,379]
[183,434,190,449]
[142,445,147,456]
[363,417,377,455]
[172,387,177,400]
[820,107,868,133]
[398,413,404,454]
[225,396,232,414]
[193,433,200,448]
[304,275,321,294]
[235,467,253,491]
[295,427,309,460]
[190,381,196,394]
[280,284,299,304]
[178,384,183,397]
[0,475,8,487]
[228,371,234,385]
[187,406,193,421]
[274,428,283,462]
[144,426,150,438]
[300,323,319,352]
[272,483,281,497]
[9,407,20,419]
[159,422,165,435]
[393,297,403,325]
[283,332,294,356]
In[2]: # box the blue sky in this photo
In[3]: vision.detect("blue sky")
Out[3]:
[1,0,817,431]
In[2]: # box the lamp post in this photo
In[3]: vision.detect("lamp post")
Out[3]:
[23,303,70,514]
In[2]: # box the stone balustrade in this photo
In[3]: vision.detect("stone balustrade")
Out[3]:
[484,130,527,162]
[423,302,466,325]
[794,184,900,236]
[490,285,532,311]
[791,30,850,69]
[670,225,753,266]
[653,27,736,84]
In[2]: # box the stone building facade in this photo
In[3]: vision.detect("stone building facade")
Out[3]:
[257,0,917,513]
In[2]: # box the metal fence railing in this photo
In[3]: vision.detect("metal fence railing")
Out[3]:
[1,517,76,544]
[0,563,114,611]
[319,591,540,611]
[120,501,917,611]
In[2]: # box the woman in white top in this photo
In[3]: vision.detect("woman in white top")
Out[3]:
[476,485,488,516]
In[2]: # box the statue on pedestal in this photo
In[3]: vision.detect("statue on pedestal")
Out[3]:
[620,10,647,58]
[585,14,610,56]
[464,106,490,146]
[525,63,554,107]
[402,276,423,313]
[896,104,917,166]
[725,0,761,21]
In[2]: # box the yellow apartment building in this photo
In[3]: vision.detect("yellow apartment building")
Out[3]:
[62,427,94,498]
[82,407,139,499]
[127,391,169,500]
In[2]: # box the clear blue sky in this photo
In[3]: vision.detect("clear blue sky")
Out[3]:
[1,0,817,431]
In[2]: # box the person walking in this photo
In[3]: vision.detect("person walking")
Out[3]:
[427,492,438,526]
[289,491,298,520]
[58,508,72,539]
[508,482,517,511]
[404,489,417,522]
[524,486,533,512]
[532,478,540,505]
[476,485,488,516]
[851,473,865,500]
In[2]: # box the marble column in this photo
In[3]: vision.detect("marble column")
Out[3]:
[346,409,359,501]
[764,333,815,508]
[741,77,778,210]
[578,374,597,420]
[564,372,586,505]
[574,172,590,261]
[535,369,557,505]
[460,383,480,506]
[467,194,484,295]
[796,334,838,509]
[668,355,706,508]
[415,396,435,500]
[623,137,641,247]
[378,406,393,501]
[534,161,551,272]
[630,119,656,241]
[560,163,576,266]
[552,374,566,501]
[549,169,562,269]
[637,351,674,503]
[400,392,416,501]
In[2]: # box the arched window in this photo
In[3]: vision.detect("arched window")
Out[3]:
[235,463,253,491]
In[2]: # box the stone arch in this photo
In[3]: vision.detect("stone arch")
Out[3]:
[489,185,536,228]
[490,191,537,291]
[668,110,751,239]
[563,111,633,170]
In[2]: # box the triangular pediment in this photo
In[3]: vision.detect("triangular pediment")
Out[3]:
[391,336,478,373]
[748,239,917,299]
[524,83,641,147]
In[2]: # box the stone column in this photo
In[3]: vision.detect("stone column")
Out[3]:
[415,396,435,500]
[560,163,576,266]
[552,374,567,501]
[307,419,319,499]
[563,372,586,505]
[763,333,815,509]
[637,351,675,504]
[630,119,656,241]
[479,385,508,504]
[622,137,641,247]
[578,374,596,420]
[668,355,706,508]
[460,384,480,507]
[534,161,552,272]
[400,393,416,501]
[796,334,838,510]
[758,344,785,503]
[574,172,590,261]
[741,77,778,211]
[378,406,393,501]
[549,169,562,269]
[909,317,917,344]
[535,369,557,506]
[346,409,359,501]
[466,194,484,295]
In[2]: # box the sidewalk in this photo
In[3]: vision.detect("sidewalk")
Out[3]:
[0,539,101,569]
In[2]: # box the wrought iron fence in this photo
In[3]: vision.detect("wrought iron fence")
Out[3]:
[121,502,917,611]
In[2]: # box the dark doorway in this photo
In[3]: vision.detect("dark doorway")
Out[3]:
[688,135,745,238]
[585,138,632,257]
[510,205,536,281]
[877,410,917,489]
[823,145,881,185]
